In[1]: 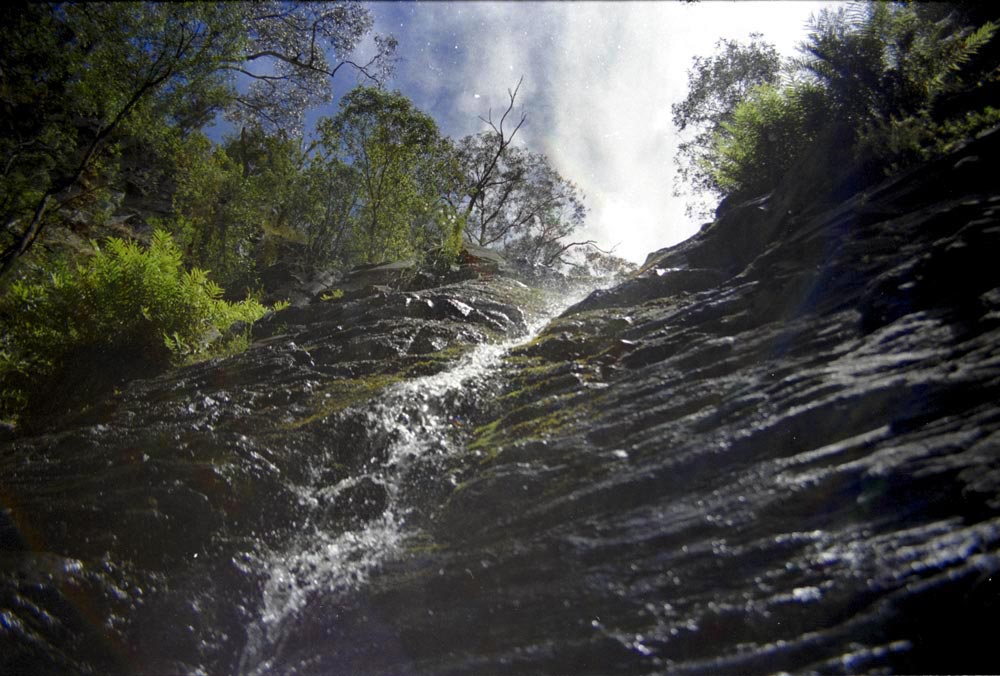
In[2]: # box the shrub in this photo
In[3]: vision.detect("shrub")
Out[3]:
[0,230,267,421]
[681,4,999,209]
[797,5,999,179]
[708,82,829,200]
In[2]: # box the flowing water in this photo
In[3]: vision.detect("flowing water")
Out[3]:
[237,292,582,675]
[4,145,1000,674]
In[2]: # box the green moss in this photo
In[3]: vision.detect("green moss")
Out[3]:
[283,342,477,429]
[468,419,503,454]
[468,393,591,461]
[401,343,473,377]
[287,372,404,428]
[465,332,611,462]
[496,369,576,409]
[503,284,551,319]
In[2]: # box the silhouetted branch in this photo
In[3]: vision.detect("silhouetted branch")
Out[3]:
[542,239,607,267]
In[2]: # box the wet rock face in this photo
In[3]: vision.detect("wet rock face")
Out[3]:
[0,276,545,674]
[394,131,1000,674]
[267,133,1000,673]
[3,127,1000,675]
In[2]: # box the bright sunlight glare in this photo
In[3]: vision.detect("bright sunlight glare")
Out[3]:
[363,1,844,263]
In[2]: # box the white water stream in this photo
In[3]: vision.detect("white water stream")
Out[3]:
[238,289,585,674]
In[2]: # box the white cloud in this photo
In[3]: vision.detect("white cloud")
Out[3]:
[369,1,842,263]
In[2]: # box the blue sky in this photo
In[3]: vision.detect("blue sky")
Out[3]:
[327,1,843,263]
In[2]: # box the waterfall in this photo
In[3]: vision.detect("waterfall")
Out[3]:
[238,289,583,674]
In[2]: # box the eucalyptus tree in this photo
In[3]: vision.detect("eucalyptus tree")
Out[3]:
[225,1,397,136]
[300,157,361,268]
[454,78,527,229]
[169,125,320,286]
[456,134,531,248]
[458,140,587,265]
[453,78,590,266]
[0,1,395,280]
[317,86,459,265]
[671,34,782,214]
[500,172,588,268]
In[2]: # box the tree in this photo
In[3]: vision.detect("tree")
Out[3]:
[457,134,532,247]
[460,144,587,266]
[452,78,591,267]
[707,81,828,200]
[318,86,459,264]
[579,248,638,281]
[796,3,999,166]
[502,181,588,268]
[300,156,361,268]
[0,1,395,281]
[678,5,1000,211]
[224,1,398,136]
[0,3,238,279]
[453,78,527,228]
[671,34,782,214]
[169,126,319,287]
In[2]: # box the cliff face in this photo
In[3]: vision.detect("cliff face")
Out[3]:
[412,130,1000,674]
[2,130,1000,674]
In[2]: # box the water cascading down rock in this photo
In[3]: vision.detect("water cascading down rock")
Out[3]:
[2,128,1000,674]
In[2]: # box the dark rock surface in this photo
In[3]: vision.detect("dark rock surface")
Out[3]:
[395,129,1000,674]
[2,129,1000,675]
[255,131,1000,674]
[0,276,552,675]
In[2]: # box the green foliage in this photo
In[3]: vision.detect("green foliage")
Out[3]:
[671,34,783,214]
[0,1,394,278]
[168,127,322,289]
[0,4,79,234]
[0,230,265,418]
[681,2,1000,210]
[437,206,467,264]
[0,2,244,276]
[170,132,255,285]
[301,156,360,268]
[799,3,998,175]
[709,82,829,199]
[798,5,986,124]
[317,86,461,266]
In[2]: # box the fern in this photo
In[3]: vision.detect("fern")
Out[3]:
[0,230,267,419]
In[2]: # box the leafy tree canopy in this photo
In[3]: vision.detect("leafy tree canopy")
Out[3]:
[671,34,782,214]
[674,1,1000,213]
[0,1,395,279]
[317,86,460,264]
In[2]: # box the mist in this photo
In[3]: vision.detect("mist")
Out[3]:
[367,1,839,263]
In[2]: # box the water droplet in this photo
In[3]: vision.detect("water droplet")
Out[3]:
[792,586,822,603]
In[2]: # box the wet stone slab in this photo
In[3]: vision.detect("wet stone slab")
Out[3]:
[3,131,1000,674]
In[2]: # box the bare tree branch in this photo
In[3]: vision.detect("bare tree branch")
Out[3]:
[542,239,603,267]
[465,76,527,223]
